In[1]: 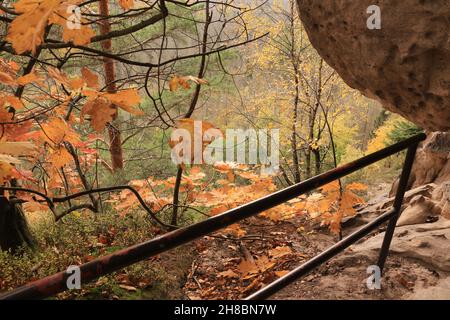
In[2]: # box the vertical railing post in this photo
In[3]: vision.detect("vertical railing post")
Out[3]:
[376,143,420,273]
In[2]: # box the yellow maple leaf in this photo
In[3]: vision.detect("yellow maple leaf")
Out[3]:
[0,161,18,183]
[41,117,81,145]
[48,146,72,168]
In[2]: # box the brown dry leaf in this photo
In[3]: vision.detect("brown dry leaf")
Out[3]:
[187,293,202,300]
[169,119,220,164]
[223,224,246,237]
[68,77,85,91]
[81,67,99,89]
[104,89,143,115]
[7,0,62,54]
[274,270,290,277]
[320,181,340,194]
[268,246,292,259]
[208,204,228,216]
[0,72,16,85]
[255,255,276,273]
[238,259,258,276]
[218,270,239,278]
[16,71,41,85]
[23,200,48,212]
[187,166,206,181]
[226,171,235,182]
[62,26,95,46]
[241,278,261,294]
[238,171,260,181]
[329,211,344,235]
[47,67,70,85]
[47,2,95,46]
[169,76,180,91]
[81,98,115,132]
[213,161,235,173]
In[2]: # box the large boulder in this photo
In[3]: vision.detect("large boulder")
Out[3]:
[296,0,450,131]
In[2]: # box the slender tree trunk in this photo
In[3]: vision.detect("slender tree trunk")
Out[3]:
[99,0,124,171]
[309,59,323,177]
[313,149,321,175]
[171,0,211,227]
[306,99,318,178]
[290,1,301,183]
[291,123,301,182]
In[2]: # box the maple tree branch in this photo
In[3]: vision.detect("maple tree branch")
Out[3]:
[0,186,174,229]
[171,166,184,227]
[9,1,168,52]
[65,142,99,211]
[1,34,267,70]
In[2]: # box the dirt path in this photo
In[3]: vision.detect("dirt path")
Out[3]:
[183,212,449,300]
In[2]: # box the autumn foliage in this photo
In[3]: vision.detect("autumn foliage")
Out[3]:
[0,0,380,299]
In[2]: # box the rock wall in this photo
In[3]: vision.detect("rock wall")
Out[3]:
[389,132,450,195]
[296,0,450,131]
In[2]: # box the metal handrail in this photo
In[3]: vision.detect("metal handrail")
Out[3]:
[0,133,427,300]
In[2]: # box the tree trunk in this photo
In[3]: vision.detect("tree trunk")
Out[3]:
[291,69,302,183]
[99,0,124,171]
[0,196,35,252]
[313,149,321,176]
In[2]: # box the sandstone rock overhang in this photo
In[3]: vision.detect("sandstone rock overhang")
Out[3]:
[296,0,450,131]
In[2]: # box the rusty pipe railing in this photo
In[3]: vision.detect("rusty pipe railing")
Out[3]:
[246,135,421,300]
[0,133,426,300]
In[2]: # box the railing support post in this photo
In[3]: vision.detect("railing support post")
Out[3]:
[376,143,420,273]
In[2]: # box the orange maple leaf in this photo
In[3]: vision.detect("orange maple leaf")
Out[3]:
[118,0,135,10]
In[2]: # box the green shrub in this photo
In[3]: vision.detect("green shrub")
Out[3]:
[0,211,193,299]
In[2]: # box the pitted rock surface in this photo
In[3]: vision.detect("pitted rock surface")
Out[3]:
[297,0,450,131]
